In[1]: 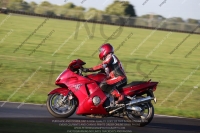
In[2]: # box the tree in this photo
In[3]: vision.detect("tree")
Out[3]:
[139,14,150,19]
[21,1,30,11]
[40,1,52,7]
[0,0,9,8]
[136,14,166,27]
[105,0,136,17]
[34,1,55,15]
[6,0,31,11]
[87,8,104,14]
[7,0,23,10]
[54,3,84,17]
[54,6,67,16]
[29,2,38,13]
[62,2,75,9]
[74,6,85,11]
[185,18,199,33]
[140,14,165,20]
[85,8,104,20]
[187,18,199,24]
[167,17,184,22]
[164,17,184,30]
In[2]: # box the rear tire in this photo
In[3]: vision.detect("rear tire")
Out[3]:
[47,93,77,118]
[125,97,154,127]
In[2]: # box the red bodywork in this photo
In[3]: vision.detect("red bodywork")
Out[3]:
[122,81,158,96]
[48,59,158,115]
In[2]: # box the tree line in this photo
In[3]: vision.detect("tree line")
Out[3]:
[0,0,199,25]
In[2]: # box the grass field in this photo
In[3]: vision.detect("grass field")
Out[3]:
[0,13,200,118]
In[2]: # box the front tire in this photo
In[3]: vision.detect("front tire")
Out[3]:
[47,93,77,118]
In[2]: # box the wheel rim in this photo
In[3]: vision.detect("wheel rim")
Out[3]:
[127,102,152,122]
[49,94,75,115]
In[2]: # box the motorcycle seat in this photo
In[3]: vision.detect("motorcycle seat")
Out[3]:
[122,81,146,88]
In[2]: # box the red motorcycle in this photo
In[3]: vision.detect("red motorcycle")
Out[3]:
[47,59,158,126]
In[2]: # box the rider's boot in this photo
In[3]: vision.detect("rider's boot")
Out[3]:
[110,88,124,104]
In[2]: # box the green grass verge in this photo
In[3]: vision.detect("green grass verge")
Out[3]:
[155,107,200,118]
[0,14,200,118]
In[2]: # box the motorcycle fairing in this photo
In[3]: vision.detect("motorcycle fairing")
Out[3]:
[75,82,108,115]
[56,68,108,115]
[85,73,107,84]
[48,88,70,96]
[122,81,158,96]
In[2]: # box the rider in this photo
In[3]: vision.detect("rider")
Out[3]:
[83,43,127,104]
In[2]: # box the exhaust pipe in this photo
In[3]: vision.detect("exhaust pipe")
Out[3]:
[126,96,153,106]
[108,96,153,114]
[109,106,124,114]
[126,106,142,112]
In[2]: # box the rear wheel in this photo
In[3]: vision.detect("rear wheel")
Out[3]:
[125,97,154,127]
[47,93,77,118]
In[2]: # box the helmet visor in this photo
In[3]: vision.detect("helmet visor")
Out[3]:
[99,47,103,52]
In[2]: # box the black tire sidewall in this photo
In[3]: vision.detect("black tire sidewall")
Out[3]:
[126,100,154,127]
[138,102,154,127]
[46,93,77,118]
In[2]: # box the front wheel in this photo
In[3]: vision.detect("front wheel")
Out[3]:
[125,97,154,127]
[47,93,77,118]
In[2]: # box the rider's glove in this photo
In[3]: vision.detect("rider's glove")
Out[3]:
[82,68,90,72]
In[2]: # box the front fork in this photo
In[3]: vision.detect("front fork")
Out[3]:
[61,91,74,104]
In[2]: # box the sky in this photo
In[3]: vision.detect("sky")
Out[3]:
[24,0,200,20]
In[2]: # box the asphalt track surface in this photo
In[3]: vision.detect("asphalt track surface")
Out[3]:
[0,102,199,133]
